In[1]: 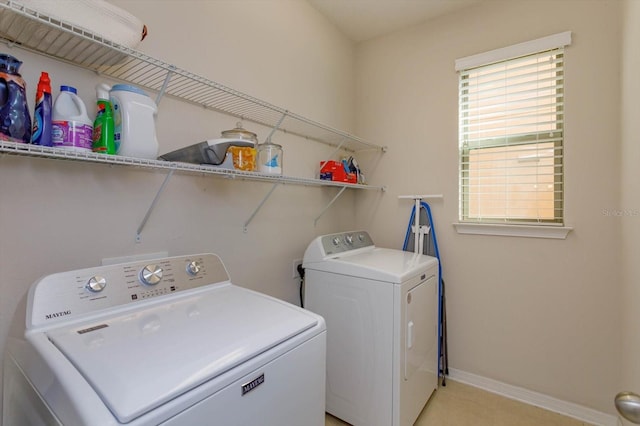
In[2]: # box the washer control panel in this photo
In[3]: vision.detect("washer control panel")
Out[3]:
[28,253,229,329]
[320,231,374,256]
[139,263,164,286]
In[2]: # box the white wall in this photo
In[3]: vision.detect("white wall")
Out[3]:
[355,0,622,415]
[620,0,640,424]
[1,0,633,421]
[0,0,361,417]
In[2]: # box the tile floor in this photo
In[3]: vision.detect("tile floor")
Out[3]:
[324,380,594,425]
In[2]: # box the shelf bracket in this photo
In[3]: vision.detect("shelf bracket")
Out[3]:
[265,111,288,142]
[155,66,176,106]
[136,167,176,242]
[314,186,347,227]
[320,138,347,171]
[244,183,281,232]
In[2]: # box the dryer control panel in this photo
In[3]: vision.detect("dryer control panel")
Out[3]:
[319,231,374,256]
[27,253,230,329]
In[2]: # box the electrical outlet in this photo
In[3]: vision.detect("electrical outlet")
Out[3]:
[293,259,303,279]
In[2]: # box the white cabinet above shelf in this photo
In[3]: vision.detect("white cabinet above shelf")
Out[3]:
[0,0,386,155]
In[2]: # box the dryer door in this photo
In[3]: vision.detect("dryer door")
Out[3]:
[404,275,438,381]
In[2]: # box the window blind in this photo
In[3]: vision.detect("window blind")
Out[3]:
[458,35,570,225]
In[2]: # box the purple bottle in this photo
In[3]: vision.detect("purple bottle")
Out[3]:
[0,54,31,143]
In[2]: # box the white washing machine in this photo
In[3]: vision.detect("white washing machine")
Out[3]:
[303,231,439,426]
[3,253,326,426]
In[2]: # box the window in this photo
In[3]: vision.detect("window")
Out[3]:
[457,32,571,226]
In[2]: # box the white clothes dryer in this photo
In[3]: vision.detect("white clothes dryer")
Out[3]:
[3,253,326,426]
[303,231,439,426]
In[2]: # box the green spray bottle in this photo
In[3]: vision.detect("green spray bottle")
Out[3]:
[92,83,115,154]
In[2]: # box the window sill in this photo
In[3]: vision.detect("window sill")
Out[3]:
[453,223,573,239]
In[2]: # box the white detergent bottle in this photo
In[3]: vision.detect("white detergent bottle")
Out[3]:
[110,84,158,159]
[51,85,93,151]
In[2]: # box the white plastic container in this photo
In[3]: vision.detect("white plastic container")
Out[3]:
[16,0,146,49]
[109,84,158,159]
[51,86,93,151]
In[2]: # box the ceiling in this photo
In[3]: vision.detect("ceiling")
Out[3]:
[307,0,481,43]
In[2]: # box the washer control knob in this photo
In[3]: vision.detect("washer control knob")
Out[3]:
[345,234,354,245]
[358,233,365,242]
[86,276,107,293]
[140,264,163,286]
[186,261,201,276]
[332,237,341,246]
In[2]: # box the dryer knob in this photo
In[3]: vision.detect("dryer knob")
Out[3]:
[86,276,107,293]
[332,237,341,246]
[345,234,354,245]
[140,264,163,286]
[186,261,201,276]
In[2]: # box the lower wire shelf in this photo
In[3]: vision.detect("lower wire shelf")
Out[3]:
[0,141,385,191]
[1,140,386,236]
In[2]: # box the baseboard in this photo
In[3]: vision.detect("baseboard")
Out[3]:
[447,368,619,426]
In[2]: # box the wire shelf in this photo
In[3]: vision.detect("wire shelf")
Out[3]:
[0,141,384,190]
[0,0,384,153]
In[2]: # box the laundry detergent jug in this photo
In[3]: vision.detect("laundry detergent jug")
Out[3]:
[110,84,158,159]
[0,53,31,143]
[52,86,93,151]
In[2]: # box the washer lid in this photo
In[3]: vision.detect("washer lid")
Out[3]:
[46,283,319,423]
[305,247,438,283]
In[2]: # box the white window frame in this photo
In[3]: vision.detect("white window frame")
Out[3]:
[454,32,573,239]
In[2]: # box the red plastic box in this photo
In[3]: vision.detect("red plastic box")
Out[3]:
[319,160,357,184]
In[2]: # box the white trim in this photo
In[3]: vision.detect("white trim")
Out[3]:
[453,222,573,239]
[455,31,572,71]
[447,368,619,426]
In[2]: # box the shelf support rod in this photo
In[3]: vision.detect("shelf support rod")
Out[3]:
[244,183,280,232]
[320,138,347,172]
[155,66,176,106]
[314,186,347,226]
[264,111,288,143]
[136,168,176,242]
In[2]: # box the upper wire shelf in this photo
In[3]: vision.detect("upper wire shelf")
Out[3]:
[0,0,385,154]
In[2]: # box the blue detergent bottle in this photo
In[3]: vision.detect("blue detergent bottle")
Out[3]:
[31,72,53,146]
[0,53,31,143]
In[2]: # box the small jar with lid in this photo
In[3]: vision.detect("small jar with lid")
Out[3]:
[257,140,283,174]
[221,122,258,143]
